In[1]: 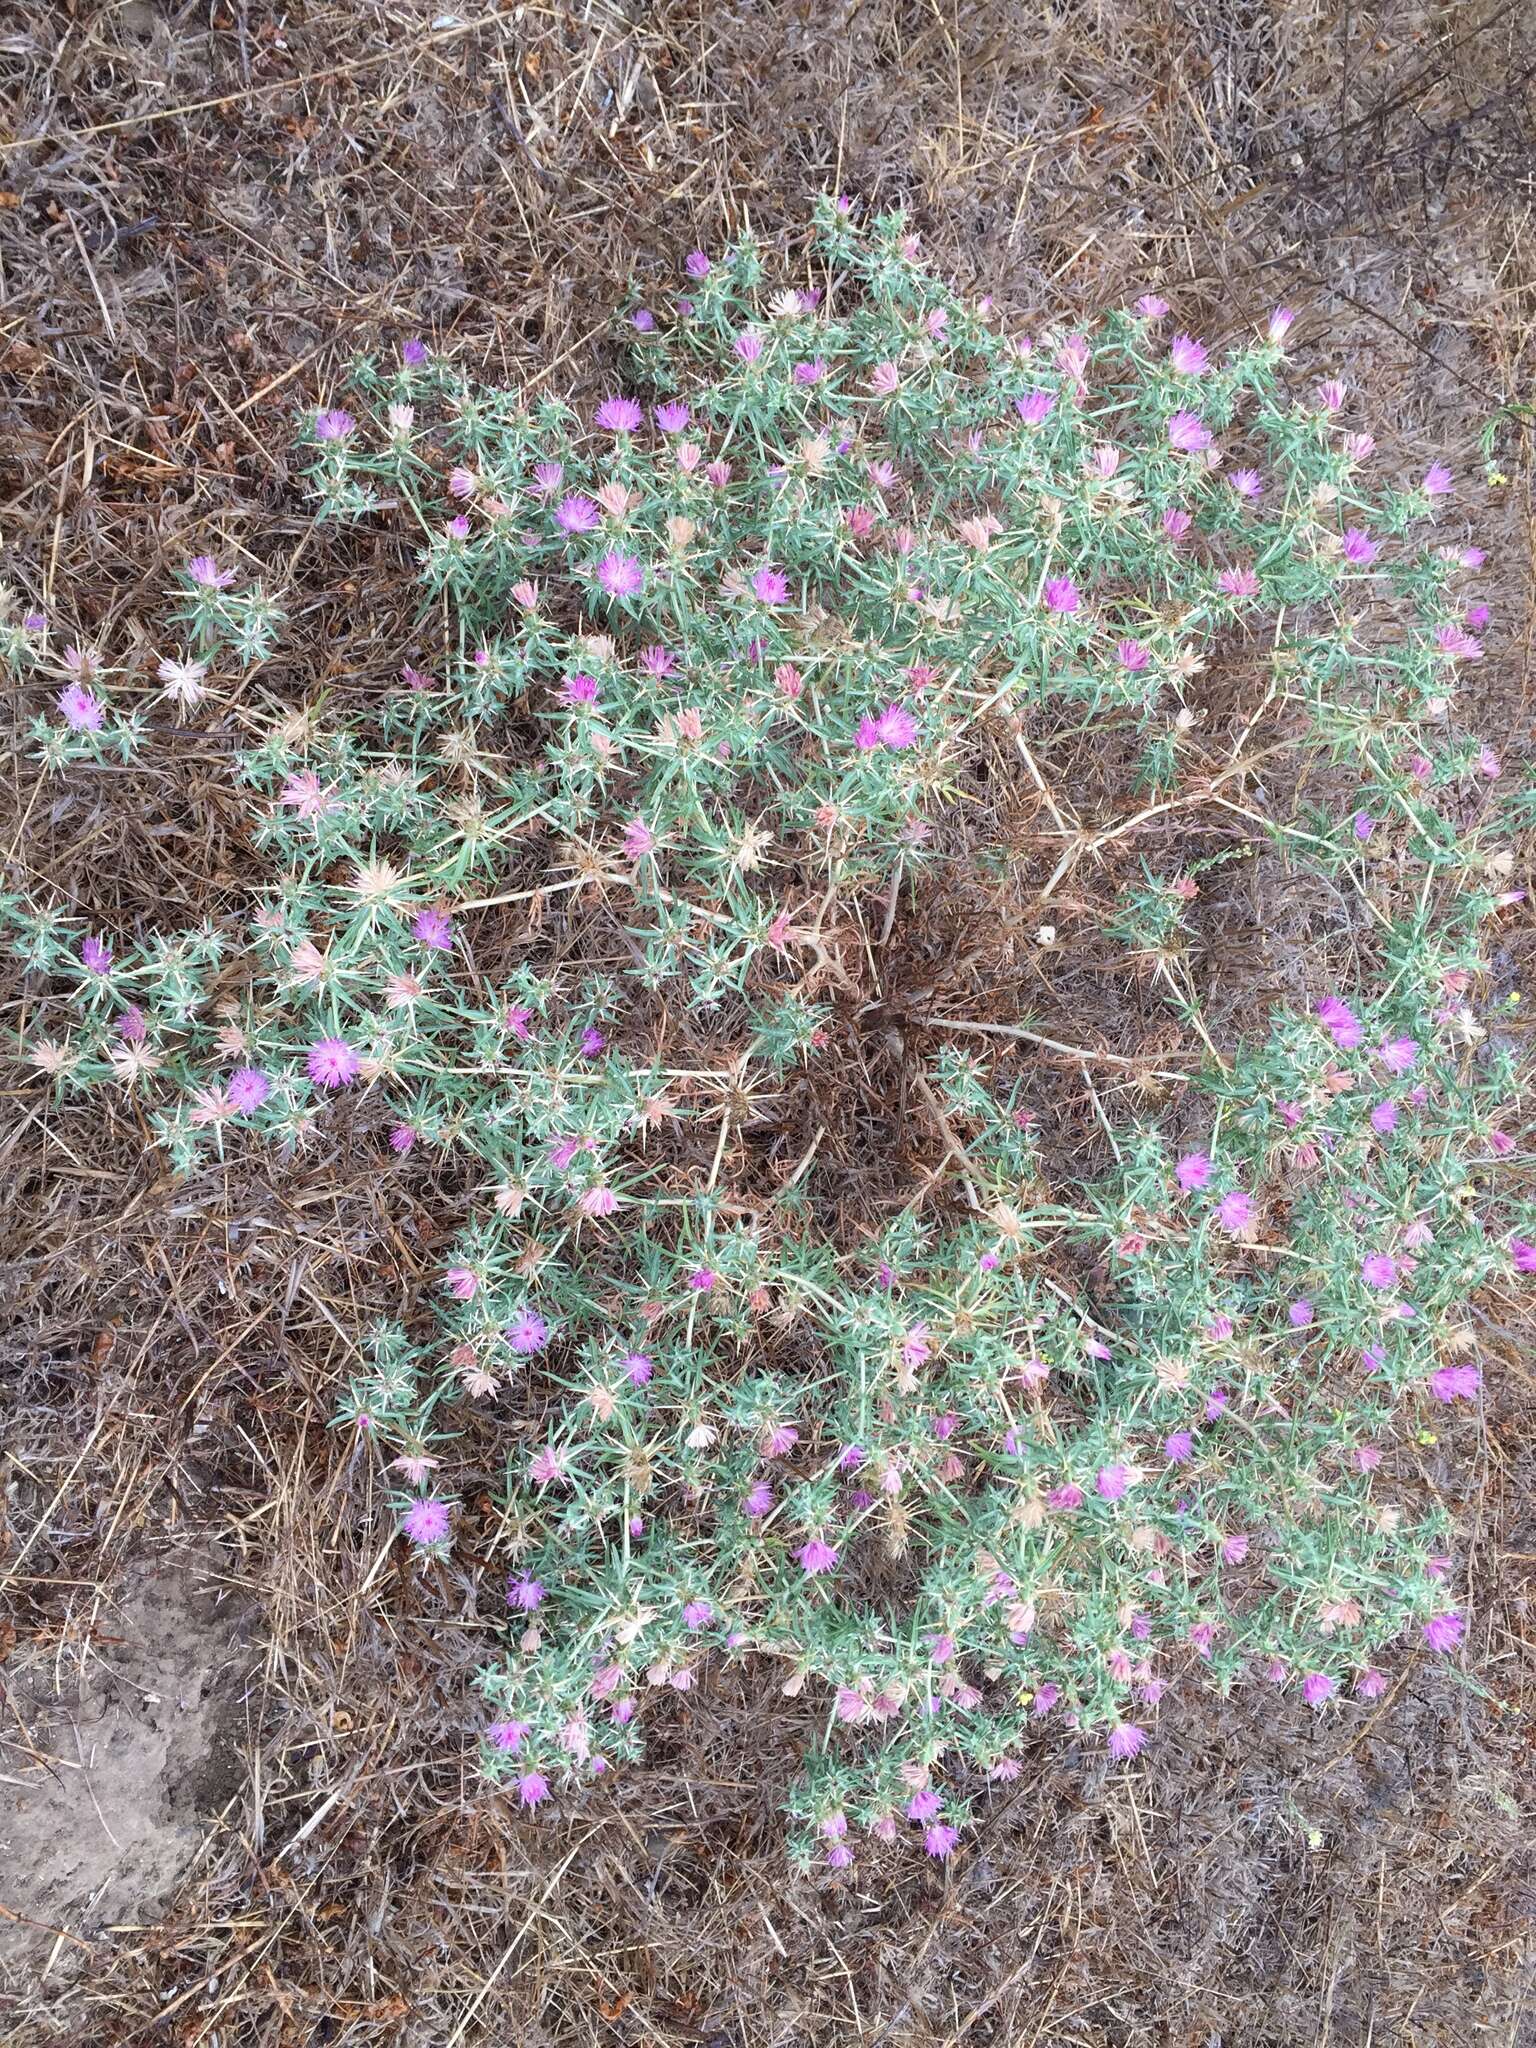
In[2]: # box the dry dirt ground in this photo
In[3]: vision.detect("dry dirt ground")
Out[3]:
[3,2,1536,2043]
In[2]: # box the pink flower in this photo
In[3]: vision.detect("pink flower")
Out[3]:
[79,934,113,975]
[1168,333,1208,376]
[225,1066,269,1114]
[1316,378,1346,412]
[761,1420,800,1458]
[1117,638,1150,670]
[1510,1238,1536,1273]
[1046,1483,1084,1511]
[401,336,429,366]
[1355,1668,1387,1699]
[1422,463,1453,497]
[594,395,643,432]
[1267,306,1295,345]
[389,1124,417,1154]
[1317,996,1362,1049]
[796,1537,839,1576]
[1165,1430,1193,1464]
[307,1037,360,1088]
[869,361,900,396]
[1216,1189,1256,1235]
[906,1788,942,1823]
[1301,1671,1336,1707]
[1222,1533,1250,1565]
[1167,410,1211,452]
[57,684,104,731]
[1361,1252,1398,1290]
[517,1771,550,1808]
[1175,1151,1211,1192]
[742,1480,773,1517]
[622,818,655,861]
[923,1823,960,1859]
[1163,506,1192,538]
[444,1266,478,1301]
[1217,566,1260,598]
[1043,574,1080,614]
[688,1266,716,1292]
[529,1446,565,1486]
[401,1496,450,1545]
[506,1308,550,1355]
[1014,389,1055,425]
[1353,810,1375,841]
[1228,467,1263,499]
[752,565,790,605]
[187,553,238,588]
[1422,1612,1462,1653]
[1135,293,1169,318]
[1341,527,1378,564]
[1288,1298,1314,1327]
[1096,1463,1129,1501]
[487,1717,529,1750]
[562,671,599,706]
[1429,1363,1481,1403]
[1370,1100,1397,1136]
[578,1186,619,1218]
[1107,1722,1147,1760]
[596,552,644,599]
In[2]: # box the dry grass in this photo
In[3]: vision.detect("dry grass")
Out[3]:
[3,2,1536,2041]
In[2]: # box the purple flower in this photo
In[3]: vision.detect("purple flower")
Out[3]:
[1422,463,1453,498]
[752,565,790,605]
[1301,1671,1336,1707]
[1014,389,1056,425]
[631,309,655,332]
[506,1307,550,1355]
[596,552,645,599]
[1370,1100,1398,1136]
[1117,637,1150,670]
[579,1026,605,1057]
[906,1788,942,1823]
[1228,467,1263,499]
[227,1067,270,1114]
[796,1536,839,1576]
[1352,810,1375,842]
[187,554,236,589]
[1135,293,1169,318]
[555,494,600,534]
[742,1480,773,1517]
[595,395,643,433]
[654,400,690,432]
[1216,1189,1255,1235]
[1422,1612,1462,1653]
[413,907,453,952]
[684,248,711,278]
[1341,526,1378,565]
[1107,1722,1147,1760]
[1511,1238,1536,1273]
[1361,1252,1398,1290]
[80,934,113,975]
[688,1266,716,1292]
[1165,1429,1193,1464]
[508,1575,545,1610]
[1175,1151,1211,1192]
[389,1124,417,1154]
[1167,410,1211,453]
[313,409,356,443]
[57,684,104,731]
[517,1770,550,1808]
[1289,1298,1314,1327]
[923,1823,960,1860]
[683,1598,712,1630]
[1317,995,1363,1049]
[1043,574,1080,614]
[401,336,429,366]
[401,1496,450,1545]
[793,358,826,384]
[1168,333,1208,376]
[307,1037,360,1089]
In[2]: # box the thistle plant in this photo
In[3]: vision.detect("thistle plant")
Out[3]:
[10,198,1530,1871]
